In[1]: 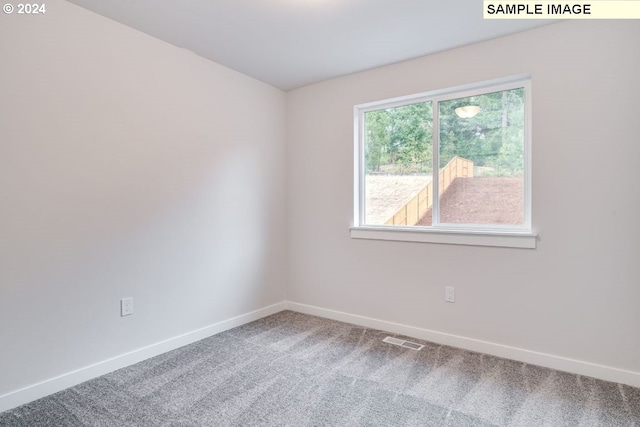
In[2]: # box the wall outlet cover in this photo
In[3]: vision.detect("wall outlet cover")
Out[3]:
[121,298,133,316]
[445,287,455,303]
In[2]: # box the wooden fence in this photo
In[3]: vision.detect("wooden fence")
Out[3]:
[384,157,474,226]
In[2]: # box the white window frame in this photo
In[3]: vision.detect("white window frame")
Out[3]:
[351,75,537,249]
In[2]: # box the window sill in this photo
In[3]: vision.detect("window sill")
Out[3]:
[350,226,537,249]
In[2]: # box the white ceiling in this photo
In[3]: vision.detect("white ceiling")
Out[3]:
[66,0,554,91]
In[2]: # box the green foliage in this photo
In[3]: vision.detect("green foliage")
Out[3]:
[364,102,432,173]
[439,88,524,175]
[364,88,525,177]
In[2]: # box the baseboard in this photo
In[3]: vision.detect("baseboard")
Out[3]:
[4,299,637,414]
[0,302,287,413]
[286,301,640,388]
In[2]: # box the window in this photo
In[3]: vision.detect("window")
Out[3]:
[352,76,536,248]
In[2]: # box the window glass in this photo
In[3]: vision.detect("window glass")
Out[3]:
[357,78,529,233]
[437,88,524,226]
[364,102,433,225]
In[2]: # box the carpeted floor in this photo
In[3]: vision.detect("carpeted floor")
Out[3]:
[1,311,639,426]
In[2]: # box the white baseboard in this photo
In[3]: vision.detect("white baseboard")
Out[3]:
[286,301,640,388]
[3,299,637,414]
[0,302,287,413]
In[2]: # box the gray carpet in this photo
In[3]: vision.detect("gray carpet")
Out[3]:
[1,310,639,426]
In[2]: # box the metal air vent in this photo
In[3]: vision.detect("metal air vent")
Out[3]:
[383,336,424,351]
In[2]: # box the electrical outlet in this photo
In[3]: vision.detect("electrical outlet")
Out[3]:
[445,287,455,303]
[121,297,133,316]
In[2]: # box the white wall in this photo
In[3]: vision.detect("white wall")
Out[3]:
[0,0,286,398]
[287,21,640,378]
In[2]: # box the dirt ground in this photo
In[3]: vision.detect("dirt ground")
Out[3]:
[365,174,432,224]
[417,177,524,226]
